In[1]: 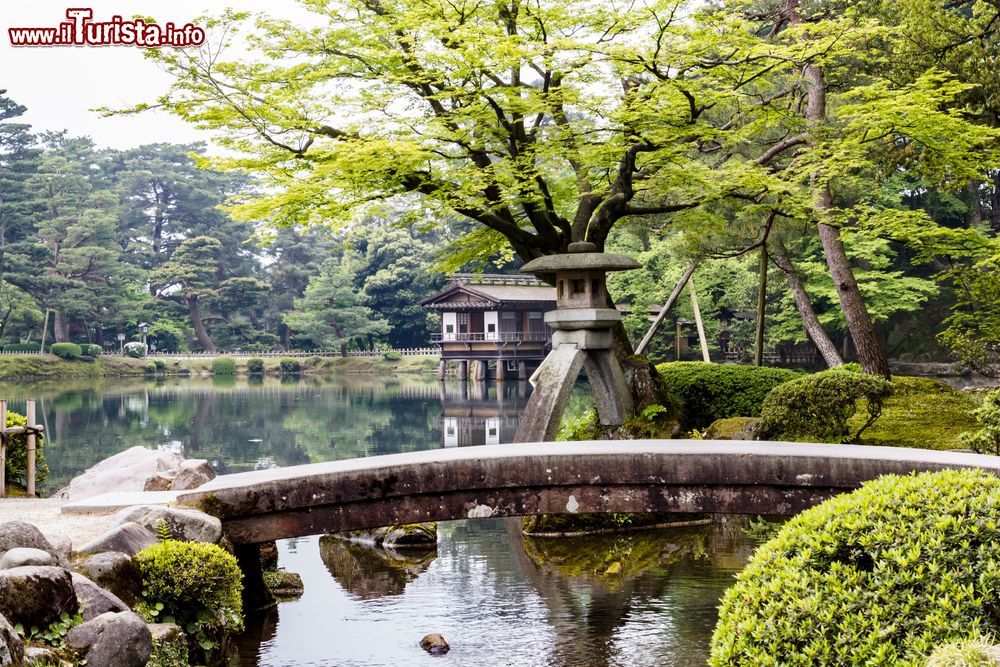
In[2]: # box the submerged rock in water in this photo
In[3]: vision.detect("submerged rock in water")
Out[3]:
[335,523,437,547]
[420,633,450,655]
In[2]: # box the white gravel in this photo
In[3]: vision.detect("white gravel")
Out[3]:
[0,498,117,549]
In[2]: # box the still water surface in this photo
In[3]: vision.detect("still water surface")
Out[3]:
[1,375,756,666]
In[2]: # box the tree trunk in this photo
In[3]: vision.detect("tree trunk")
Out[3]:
[52,309,68,343]
[803,61,891,378]
[187,295,216,352]
[772,239,844,368]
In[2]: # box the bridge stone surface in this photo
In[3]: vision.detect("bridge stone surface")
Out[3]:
[176,440,1000,545]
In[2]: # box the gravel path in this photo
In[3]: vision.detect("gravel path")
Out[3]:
[0,498,116,549]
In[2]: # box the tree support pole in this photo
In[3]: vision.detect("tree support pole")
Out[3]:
[689,278,710,363]
[636,262,697,356]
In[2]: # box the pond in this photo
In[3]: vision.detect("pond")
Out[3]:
[0,375,758,666]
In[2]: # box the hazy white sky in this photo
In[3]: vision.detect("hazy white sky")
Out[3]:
[0,1,313,149]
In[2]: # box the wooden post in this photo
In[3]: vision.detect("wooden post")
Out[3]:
[689,279,711,363]
[754,247,768,367]
[26,400,36,497]
[636,262,697,356]
[0,399,6,497]
[675,320,682,361]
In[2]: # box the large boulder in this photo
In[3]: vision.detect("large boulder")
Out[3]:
[64,446,184,501]
[0,521,67,566]
[71,573,129,621]
[0,613,23,667]
[0,566,76,630]
[170,459,215,491]
[0,548,53,569]
[38,531,71,567]
[77,523,158,558]
[142,472,175,492]
[114,505,222,544]
[66,611,152,667]
[76,552,141,607]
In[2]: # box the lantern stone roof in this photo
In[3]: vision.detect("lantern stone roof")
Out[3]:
[520,252,640,277]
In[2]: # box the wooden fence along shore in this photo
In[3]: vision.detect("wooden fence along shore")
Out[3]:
[0,399,44,498]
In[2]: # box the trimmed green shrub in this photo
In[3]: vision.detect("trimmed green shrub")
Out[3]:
[3,343,41,353]
[758,369,894,443]
[925,637,999,667]
[383,350,402,361]
[49,343,82,360]
[960,389,1000,455]
[80,343,102,357]
[153,359,166,371]
[211,356,237,375]
[135,541,243,654]
[246,358,264,374]
[655,362,800,430]
[279,357,301,374]
[710,469,1000,666]
[123,341,146,358]
[3,410,46,490]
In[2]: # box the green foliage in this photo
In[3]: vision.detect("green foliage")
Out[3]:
[210,356,236,376]
[656,362,800,430]
[80,344,102,357]
[382,350,401,361]
[147,628,191,667]
[710,469,1000,666]
[278,358,300,374]
[135,541,243,653]
[49,343,82,360]
[144,361,158,374]
[4,409,48,490]
[960,390,1000,456]
[3,343,40,353]
[758,369,895,443]
[14,609,83,648]
[743,516,784,544]
[78,355,95,363]
[154,519,174,542]
[246,358,264,374]
[153,359,166,371]
[123,341,146,358]
[924,636,1000,667]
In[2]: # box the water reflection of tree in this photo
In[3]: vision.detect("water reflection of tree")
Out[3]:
[318,536,436,599]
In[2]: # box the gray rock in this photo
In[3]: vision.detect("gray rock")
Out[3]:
[0,547,53,569]
[420,633,450,655]
[65,446,184,501]
[71,572,129,621]
[147,622,188,666]
[114,505,222,544]
[0,521,65,565]
[76,552,141,606]
[38,531,71,567]
[78,522,158,557]
[143,472,176,491]
[0,613,23,667]
[170,459,215,491]
[66,611,151,667]
[0,566,76,630]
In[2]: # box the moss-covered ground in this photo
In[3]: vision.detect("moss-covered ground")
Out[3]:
[849,376,982,450]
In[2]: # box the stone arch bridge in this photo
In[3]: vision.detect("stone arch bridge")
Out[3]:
[177,440,1000,545]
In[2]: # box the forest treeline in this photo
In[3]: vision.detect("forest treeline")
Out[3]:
[5,0,1000,368]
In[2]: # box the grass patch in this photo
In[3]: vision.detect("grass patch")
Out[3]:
[0,354,150,380]
[849,376,980,450]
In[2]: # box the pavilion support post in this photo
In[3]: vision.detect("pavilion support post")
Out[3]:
[437,360,446,380]
[26,400,36,497]
[457,360,469,381]
[517,361,527,380]
[495,360,506,382]
[475,360,487,381]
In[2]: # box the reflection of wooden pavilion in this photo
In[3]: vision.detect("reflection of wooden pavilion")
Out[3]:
[420,274,556,381]
[438,381,527,448]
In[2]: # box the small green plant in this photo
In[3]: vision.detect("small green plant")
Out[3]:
[711,469,1000,666]
[80,343,103,357]
[758,369,895,443]
[49,342,82,360]
[3,342,41,353]
[153,359,166,371]
[135,541,243,656]
[144,361,158,374]
[211,356,237,375]
[925,636,1000,667]
[15,609,84,648]
[279,357,301,374]
[383,350,401,361]
[656,362,800,430]
[123,341,146,358]
[742,516,783,544]
[154,519,174,542]
[246,358,264,374]
[961,390,1000,455]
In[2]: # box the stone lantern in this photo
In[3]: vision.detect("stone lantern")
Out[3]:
[514,242,641,442]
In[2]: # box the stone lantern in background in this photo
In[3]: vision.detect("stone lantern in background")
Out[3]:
[514,242,640,442]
